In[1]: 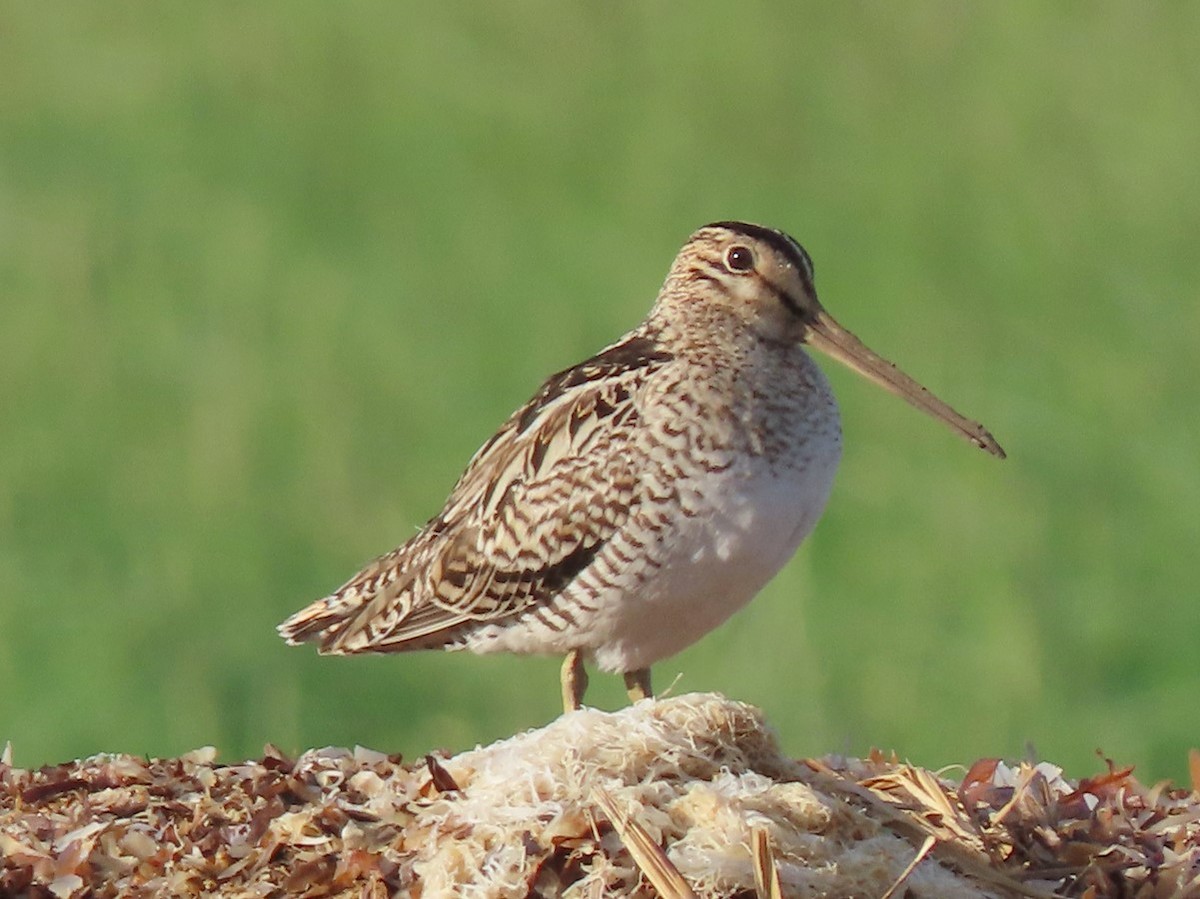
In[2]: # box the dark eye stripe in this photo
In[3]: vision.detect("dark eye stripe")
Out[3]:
[705,220,815,285]
[769,281,805,317]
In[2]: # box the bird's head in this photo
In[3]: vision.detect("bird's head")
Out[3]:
[661,220,1005,458]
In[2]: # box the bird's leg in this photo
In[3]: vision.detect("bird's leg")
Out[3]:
[624,668,653,703]
[561,649,588,713]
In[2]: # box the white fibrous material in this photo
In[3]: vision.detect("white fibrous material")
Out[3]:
[4,694,1197,897]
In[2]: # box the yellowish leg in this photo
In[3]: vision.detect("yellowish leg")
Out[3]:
[624,668,653,703]
[561,649,588,713]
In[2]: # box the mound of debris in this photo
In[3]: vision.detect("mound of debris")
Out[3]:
[2,694,1198,897]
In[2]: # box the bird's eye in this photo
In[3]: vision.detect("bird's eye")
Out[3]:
[724,245,755,273]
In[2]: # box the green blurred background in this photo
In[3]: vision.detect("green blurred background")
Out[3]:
[2,5,1197,783]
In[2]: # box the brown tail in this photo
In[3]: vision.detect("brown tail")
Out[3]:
[277,599,347,650]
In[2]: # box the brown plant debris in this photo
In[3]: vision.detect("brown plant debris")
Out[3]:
[2,694,1198,898]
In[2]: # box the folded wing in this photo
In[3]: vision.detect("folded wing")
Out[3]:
[277,332,672,655]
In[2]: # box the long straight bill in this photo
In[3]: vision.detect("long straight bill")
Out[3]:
[805,308,1006,459]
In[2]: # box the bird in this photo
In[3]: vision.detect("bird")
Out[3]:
[278,221,1005,713]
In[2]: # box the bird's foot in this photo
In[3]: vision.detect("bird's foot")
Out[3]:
[623,668,653,703]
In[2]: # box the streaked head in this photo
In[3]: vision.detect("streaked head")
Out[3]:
[665,221,1005,458]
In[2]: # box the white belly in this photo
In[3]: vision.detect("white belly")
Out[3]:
[584,449,840,672]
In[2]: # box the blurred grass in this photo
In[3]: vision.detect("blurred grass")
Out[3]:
[1,4,1198,782]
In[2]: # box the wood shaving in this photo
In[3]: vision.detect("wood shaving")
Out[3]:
[2,695,1197,897]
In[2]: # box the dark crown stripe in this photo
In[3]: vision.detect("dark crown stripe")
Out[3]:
[703,220,815,283]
